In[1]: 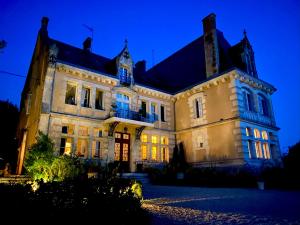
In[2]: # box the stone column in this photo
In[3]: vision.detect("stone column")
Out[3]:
[131,138,141,172]
[107,136,115,163]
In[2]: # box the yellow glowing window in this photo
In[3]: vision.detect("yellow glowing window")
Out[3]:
[141,145,147,160]
[122,143,129,161]
[141,134,147,143]
[79,126,89,136]
[115,133,121,139]
[246,127,251,136]
[255,141,263,158]
[77,139,88,157]
[161,147,169,162]
[93,128,102,137]
[152,136,158,144]
[161,136,168,145]
[65,138,72,155]
[263,143,271,159]
[247,141,252,159]
[262,131,268,140]
[114,143,120,160]
[254,129,260,139]
[151,146,157,160]
[123,134,129,140]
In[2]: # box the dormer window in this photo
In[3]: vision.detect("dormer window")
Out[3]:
[119,67,131,85]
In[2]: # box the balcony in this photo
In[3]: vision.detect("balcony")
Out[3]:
[240,111,276,127]
[104,108,158,127]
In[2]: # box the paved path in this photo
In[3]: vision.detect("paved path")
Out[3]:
[142,185,300,225]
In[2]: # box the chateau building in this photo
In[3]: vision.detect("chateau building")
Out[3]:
[16,14,281,174]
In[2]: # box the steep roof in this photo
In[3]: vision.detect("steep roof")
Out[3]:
[134,30,233,94]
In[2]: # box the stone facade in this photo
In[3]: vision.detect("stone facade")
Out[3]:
[16,14,281,174]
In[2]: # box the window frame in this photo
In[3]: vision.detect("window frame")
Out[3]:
[65,82,77,105]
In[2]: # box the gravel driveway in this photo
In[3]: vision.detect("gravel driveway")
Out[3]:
[142,185,300,225]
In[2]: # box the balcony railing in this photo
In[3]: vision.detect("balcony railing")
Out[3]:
[240,111,276,127]
[114,108,158,123]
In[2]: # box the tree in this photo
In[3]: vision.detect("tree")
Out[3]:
[0,100,19,173]
[24,131,82,182]
[283,141,300,174]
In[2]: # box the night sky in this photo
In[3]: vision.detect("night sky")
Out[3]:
[0,0,299,153]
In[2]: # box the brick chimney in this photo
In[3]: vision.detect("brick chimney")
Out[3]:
[202,13,219,77]
[134,60,146,75]
[83,37,92,52]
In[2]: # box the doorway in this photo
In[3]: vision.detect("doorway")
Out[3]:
[114,132,130,172]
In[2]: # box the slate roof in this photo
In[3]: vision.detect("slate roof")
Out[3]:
[48,30,235,94]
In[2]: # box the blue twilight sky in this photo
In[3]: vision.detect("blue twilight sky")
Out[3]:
[0,0,299,152]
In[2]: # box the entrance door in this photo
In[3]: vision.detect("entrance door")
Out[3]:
[114,132,130,172]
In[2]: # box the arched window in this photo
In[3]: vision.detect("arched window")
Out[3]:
[262,131,268,140]
[258,94,270,116]
[116,93,130,113]
[245,127,251,136]
[254,128,260,139]
[242,88,254,112]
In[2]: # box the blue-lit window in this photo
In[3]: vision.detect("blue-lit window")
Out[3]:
[116,93,130,111]
[120,67,130,85]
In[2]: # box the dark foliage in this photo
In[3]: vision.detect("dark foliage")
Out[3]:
[0,100,19,173]
[0,177,149,224]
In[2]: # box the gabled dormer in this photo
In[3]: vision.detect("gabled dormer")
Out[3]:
[229,30,258,78]
[116,40,134,86]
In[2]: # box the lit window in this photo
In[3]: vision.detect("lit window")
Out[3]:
[122,143,129,161]
[114,143,120,160]
[92,141,101,158]
[79,126,89,136]
[194,98,203,118]
[141,145,147,160]
[77,139,88,157]
[247,140,252,159]
[93,128,102,137]
[151,136,158,144]
[123,134,129,140]
[65,83,76,105]
[60,138,72,155]
[151,146,157,160]
[81,86,91,108]
[263,143,271,159]
[95,89,104,110]
[161,105,166,122]
[246,127,251,136]
[262,131,268,140]
[255,142,263,158]
[115,133,121,139]
[161,136,168,145]
[161,147,169,162]
[254,129,260,139]
[141,134,147,143]
[116,93,130,111]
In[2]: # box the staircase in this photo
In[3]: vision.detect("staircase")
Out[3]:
[118,173,150,185]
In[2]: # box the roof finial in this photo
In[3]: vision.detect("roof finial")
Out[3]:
[124,38,128,47]
[243,29,247,38]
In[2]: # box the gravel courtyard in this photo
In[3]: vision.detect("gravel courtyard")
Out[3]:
[142,185,300,225]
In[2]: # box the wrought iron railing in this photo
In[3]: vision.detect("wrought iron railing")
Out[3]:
[114,108,158,123]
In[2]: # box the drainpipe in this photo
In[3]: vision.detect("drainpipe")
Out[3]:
[47,62,57,135]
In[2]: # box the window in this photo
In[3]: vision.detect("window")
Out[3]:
[120,67,130,85]
[255,142,263,158]
[95,89,104,110]
[61,124,74,135]
[245,127,251,136]
[254,129,260,139]
[93,128,102,137]
[60,138,72,155]
[258,94,269,116]
[161,105,166,122]
[141,101,147,117]
[116,93,130,111]
[141,145,147,160]
[78,126,89,136]
[247,140,253,159]
[151,102,156,115]
[161,136,168,145]
[92,141,101,158]
[65,83,76,105]
[194,98,203,118]
[151,135,158,144]
[151,146,157,160]
[141,134,147,143]
[263,143,271,159]
[114,143,120,160]
[161,147,169,162]
[77,139,88,157]
[262,131,268,140]
[26,93,32,115]
[242,88,254,111]
[81,87,91,108]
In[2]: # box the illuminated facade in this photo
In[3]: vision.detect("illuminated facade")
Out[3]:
[16,14,281,174]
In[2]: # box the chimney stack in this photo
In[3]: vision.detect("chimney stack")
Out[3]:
[134,60,146,75]
[202,13,219,77]
[83,37,92,52]
[41,17,49,30]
